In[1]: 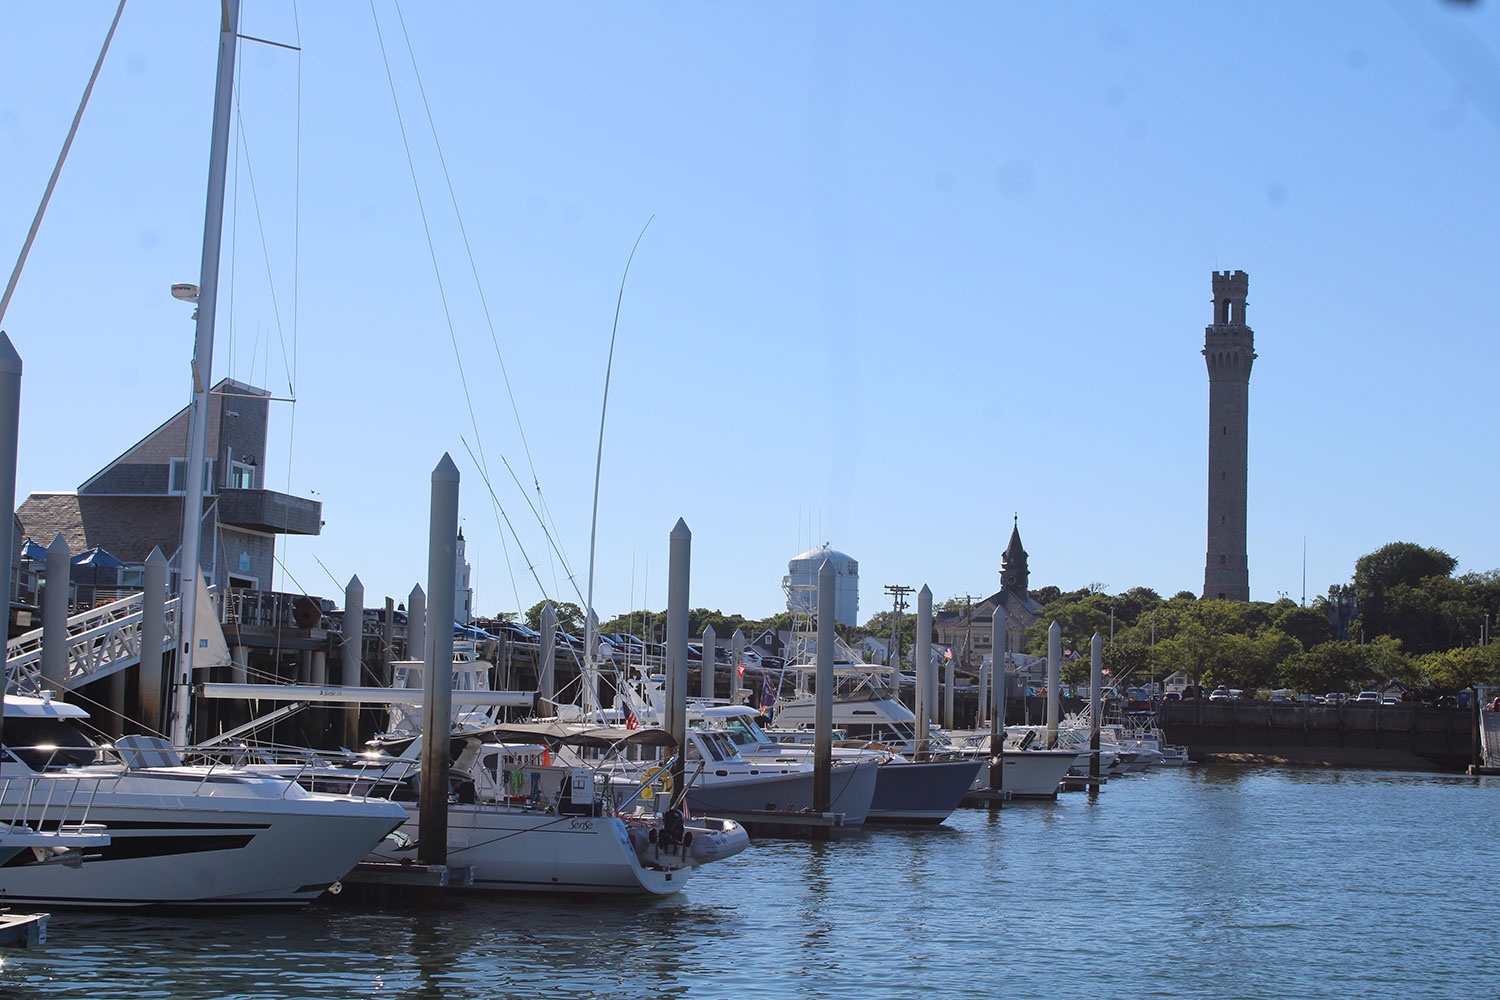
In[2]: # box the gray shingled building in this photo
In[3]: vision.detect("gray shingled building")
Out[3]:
[16,377,320,598]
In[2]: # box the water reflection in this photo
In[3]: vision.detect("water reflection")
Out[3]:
[3,770,1497,999]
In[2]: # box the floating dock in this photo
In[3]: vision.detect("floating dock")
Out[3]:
[700,809,846,838]
[960,789,1012,807]
[0,910,48,948]
[328,862,476,904]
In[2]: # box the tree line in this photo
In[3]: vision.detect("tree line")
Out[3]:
[485,541,1499,695]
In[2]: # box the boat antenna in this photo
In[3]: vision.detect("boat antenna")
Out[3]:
[583,216,654,715]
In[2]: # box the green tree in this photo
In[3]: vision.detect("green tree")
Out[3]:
[1420,644,1500,692]
[1271,602,1334,651]
[1277,640,1370,694]
[526,600,585,634]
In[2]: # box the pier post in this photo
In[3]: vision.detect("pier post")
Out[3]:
[311,650,326,686]
[665,519,691,801]
[382,597,396,687]
[231,645,248,685]
[0,335,17,749]
[539,602,556,711]
[419,454,459,867]
[342,575,364,747]
[41,533,70,695]
[137,547,168,733]
[407,585,426,665]
[1046,621,1061,749]
[915,585,932,761]
[1090,633,1102,782]
[944,649,955,730]
[731,628,747,704]
[813,559,835,813]
[990,604,1007,789]
[977,663,989,729]
[701,624,717,701]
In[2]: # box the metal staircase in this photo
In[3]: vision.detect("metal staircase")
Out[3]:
[5,592,179,695]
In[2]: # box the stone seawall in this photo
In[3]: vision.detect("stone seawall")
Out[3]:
[1159,701,1474,770]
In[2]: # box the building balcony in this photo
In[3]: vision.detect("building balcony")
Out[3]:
[218,488,322,536]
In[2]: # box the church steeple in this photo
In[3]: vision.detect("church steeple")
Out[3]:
[1002,514,1029,594]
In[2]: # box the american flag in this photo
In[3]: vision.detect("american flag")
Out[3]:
[625,710,639,730]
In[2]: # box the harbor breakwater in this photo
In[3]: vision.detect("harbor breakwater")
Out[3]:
[1158,700,1474,769]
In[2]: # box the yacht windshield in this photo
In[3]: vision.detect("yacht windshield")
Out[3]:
[723,717,771,747]
[2,717,101,770]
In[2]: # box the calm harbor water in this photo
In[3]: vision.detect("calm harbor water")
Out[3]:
[3,766,1497,1000]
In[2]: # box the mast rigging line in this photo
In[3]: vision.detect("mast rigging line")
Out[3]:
[459,436,584,612]
[0,0,128,329]
[371,0,577,610]
[388,0,552,522]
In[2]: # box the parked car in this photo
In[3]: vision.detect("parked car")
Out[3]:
[491,620,541,643]
[1161,692,1183,703]
[1354,691,1382,704]
[1208,686,1233,702]
[1324,692,1349,705]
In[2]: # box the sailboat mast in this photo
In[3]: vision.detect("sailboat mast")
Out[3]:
[169,0,241,747]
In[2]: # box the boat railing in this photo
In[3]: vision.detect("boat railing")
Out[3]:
[184,744,406,802]
[1,766,108,836]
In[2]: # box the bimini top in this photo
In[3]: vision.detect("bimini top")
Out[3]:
[3,694,90,719]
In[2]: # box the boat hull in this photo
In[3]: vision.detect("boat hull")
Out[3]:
[970,750,1078,799]
[680,759,879,826]
[866,759,984,824]
[367,805,706,896]
[0,786,405,908]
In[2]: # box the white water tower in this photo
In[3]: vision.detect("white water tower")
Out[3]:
[785,545,859,626]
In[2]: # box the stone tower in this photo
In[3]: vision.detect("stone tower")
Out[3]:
[1202,270,1254,601]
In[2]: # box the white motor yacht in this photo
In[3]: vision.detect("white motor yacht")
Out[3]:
[0,696,407,908]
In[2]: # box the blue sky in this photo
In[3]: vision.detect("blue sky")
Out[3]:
[1,2,1497,624]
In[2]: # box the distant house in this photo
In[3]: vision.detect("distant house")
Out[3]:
[16,377,320,598]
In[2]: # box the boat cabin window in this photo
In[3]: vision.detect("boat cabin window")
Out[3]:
[3,717,100,770]
[694,732,738,762]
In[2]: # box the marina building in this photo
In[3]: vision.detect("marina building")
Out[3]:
[15,377,320,595]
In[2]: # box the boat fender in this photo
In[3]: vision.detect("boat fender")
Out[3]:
[648,828,658,844]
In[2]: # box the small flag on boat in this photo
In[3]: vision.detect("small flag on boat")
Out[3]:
[625,711,639,730]
[761,675,776,710]
[736,660,746,679]
[944,647,953,659]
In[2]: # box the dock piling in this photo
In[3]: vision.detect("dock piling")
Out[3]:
[418,454,459,867]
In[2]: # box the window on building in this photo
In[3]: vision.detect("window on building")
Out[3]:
[229,461,254,490]
[170,458,216,495]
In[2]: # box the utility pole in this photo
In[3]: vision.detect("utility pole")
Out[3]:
[883,584,913,669]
